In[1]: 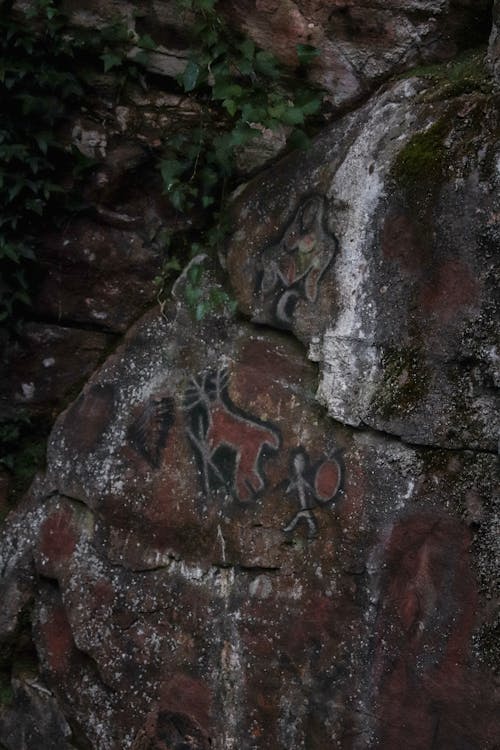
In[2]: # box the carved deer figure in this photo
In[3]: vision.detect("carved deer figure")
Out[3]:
[185,369,280,502]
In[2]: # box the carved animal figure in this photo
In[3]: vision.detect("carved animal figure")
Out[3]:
[185,369,280,502]
[128,393,175,467]
[258,195,338,327]
[205,401,280,501]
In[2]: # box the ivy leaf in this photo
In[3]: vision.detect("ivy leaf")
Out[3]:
[160,159,183,190]
[241,102,266,124]
[137,34,156,50]
[182,60,200,92]
[35,132,52,155]
[297,95,322,116]
[254,50,279,78]
[212,80,243,101]
[170,189,186,211]
[229,123,255,147]
[280,106,305,126]
[287,128,310,150]
[195,301,209,320]
[223,99,238,117]
[296,43,320,66]
[188,263,203,285]
[101,52,122,72]
[268,102,287,119]
[0,242,20,262]
[185,284,203,307]
[235,58,254,76]
[238,39,255,60]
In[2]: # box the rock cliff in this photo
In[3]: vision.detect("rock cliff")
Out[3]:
[0,1,498,749]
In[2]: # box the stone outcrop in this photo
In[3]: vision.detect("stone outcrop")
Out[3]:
[1,2,499,749]
[1,301,498,748]
[489,0,500,81]
[51,0,494,108]
[226,74,499,451]
[224,0,493,107]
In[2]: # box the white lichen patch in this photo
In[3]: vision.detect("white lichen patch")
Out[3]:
[313,81,423,425]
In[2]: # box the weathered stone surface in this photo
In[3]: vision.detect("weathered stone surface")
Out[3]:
[24,0,492,108]
[223,0,493,107]
[225,75,500,451]
[489,0,500,82]
[0,678,74,750]
[0,302,498,748]
[2,5,499,748]
[33,219,163,333]
[0,323,113,422]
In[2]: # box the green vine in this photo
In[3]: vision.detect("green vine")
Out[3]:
[0,0,84,322]
[0,0,156,325]
[155,0,324,319]
[0,0,323,324]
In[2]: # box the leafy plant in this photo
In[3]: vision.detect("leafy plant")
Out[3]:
[0,0,86,322]
[0,414,48,517]
[0,1,156,325]
[0,0,323,324]
[156,0,324,316]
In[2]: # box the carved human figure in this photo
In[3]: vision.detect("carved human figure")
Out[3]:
[283,451,319,538]
[284,447,343,538]
[257,195,338,327]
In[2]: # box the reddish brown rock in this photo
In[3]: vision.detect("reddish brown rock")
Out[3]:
[0,323,113,422]
[56,0,493,108]
[221,0,493,107]
[33,219,162,333]
[372,514,499,749]
[225,78,500,451]
[0,306,497,748]
[1,5,498,748]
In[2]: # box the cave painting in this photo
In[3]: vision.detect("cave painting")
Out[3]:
[184,368,281,502]
[284,448,343,538]
[128,393,175,468]
[257,195,338,327]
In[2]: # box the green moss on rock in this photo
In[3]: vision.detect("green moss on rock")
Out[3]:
[400,47,491,98]
[373,346,430,419]
[392,117,451,188]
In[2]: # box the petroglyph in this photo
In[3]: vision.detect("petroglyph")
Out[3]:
[184,368,280,502]
[256,195,338,327]
[284,447,343,538]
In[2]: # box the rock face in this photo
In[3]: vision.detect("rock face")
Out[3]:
[226,75,500,451]
[489,0,500,81]
[53,0,494,108]
[1,3,499,750]
[1,303,498,748]
[225,0,494,107]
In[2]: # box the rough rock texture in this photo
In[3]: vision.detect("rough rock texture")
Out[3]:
[50,0,494,108]
[226,77,500,451]
[489,0,500,81]
[1,303,498,748]
[224,0,494,107]
[0,323,113,422]
[1,2,499,749]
